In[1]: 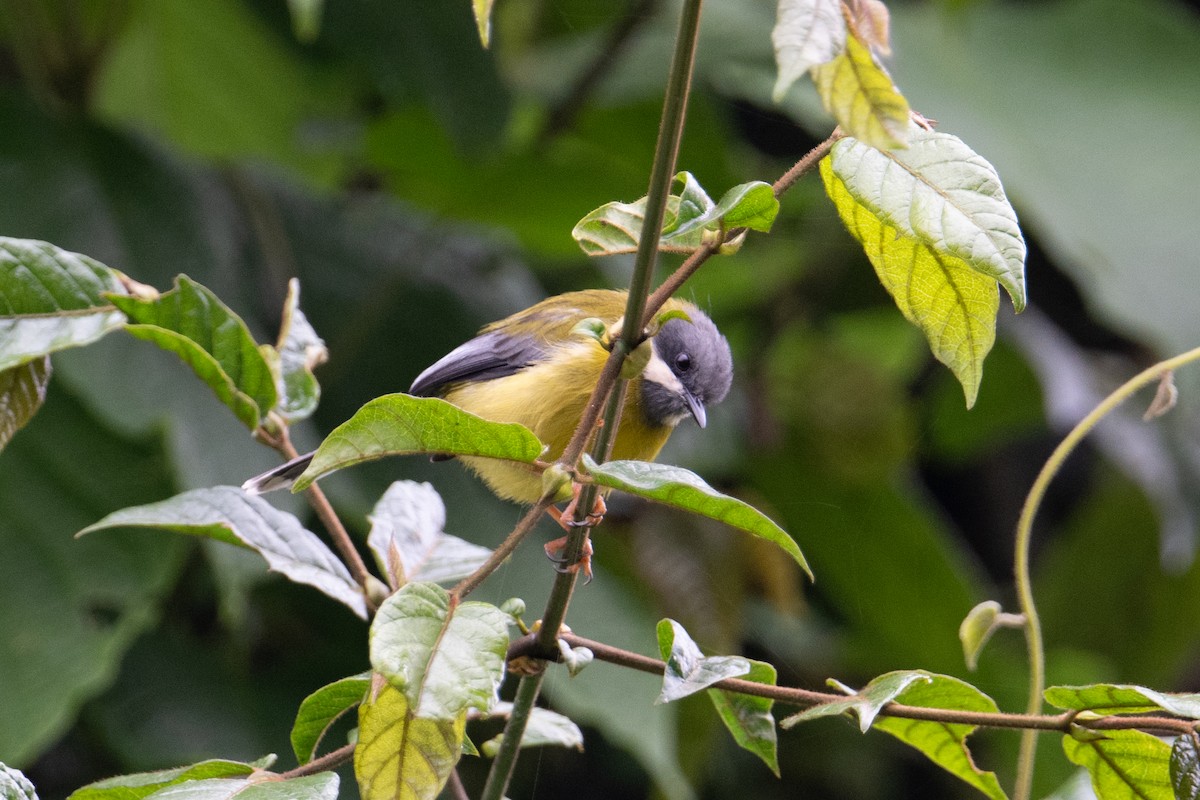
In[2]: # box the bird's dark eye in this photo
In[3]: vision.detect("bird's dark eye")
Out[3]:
[674,352,692,372]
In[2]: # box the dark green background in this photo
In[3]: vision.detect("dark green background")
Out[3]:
[2,0,1200,798]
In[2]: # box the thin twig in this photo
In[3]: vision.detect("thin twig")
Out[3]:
[1011,343,1200,800]
[506,633,1199,736]
[447,769,470,800]
[276,742,355,779]
[275,428,374,593]
[452,499,554,598]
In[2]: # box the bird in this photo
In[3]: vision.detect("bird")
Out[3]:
[243,289,733,568]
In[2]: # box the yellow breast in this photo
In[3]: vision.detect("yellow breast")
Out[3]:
[444,339,672,503]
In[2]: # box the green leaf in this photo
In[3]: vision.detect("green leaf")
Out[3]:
[0,237,127,371]
[355,680,465,800]
[273,279,326,423]
[472,0,494,47]
[821,127,1031,407]
[0,357,50,453]
[369,582,509,721]
[781,670,930,732]
[294,394,544,491]
[873,673,1007,800]
[571,173,775,256]
[291,674,370,765]
[708,660,780,777]
[141,773,337,800]
[959,600,1003,671]
[663,172,716,236]
[572,195,703,257]
[1063,728,1173,800]
[582,455,811,579]
[480,703,585,757]
[366,481,492,587]
[67,758,270,800]
[286,0,323,42]
[772,0,845,101]
[1045,684,1200,719]
[109,275,277,430]
[812,33,909,150]
[713,181,780,232]
[78,486,368,619]
[1172,733,1200,800]
[0,764,36,800]
[655,619,751,703]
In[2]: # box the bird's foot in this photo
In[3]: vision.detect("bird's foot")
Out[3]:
[543,490,606,582]
[543,535,595,582]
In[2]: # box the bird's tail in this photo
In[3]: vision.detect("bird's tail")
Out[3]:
[242,452,314,494]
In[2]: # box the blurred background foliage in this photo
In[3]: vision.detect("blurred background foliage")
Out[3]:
[2,0,1200,798]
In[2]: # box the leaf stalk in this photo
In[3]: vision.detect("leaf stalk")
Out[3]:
[1011,343,1200,800]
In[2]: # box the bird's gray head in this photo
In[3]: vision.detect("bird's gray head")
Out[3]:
[640,310,733,429]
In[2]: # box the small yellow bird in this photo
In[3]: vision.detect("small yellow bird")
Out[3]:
[245,289,732,509]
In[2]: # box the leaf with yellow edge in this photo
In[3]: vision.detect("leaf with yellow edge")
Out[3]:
[811,33,909,150]
[821,129,1028,407]
[772,0,845,101]
[356,678,466,800]
[473,0,494,47]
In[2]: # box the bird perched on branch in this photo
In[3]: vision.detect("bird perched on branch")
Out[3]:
[244,289,733,568]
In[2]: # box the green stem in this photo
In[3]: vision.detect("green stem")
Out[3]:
[479,3,704,797]
[1011,345,1200,800]
[478,672,545,800]
[619,0,703,344]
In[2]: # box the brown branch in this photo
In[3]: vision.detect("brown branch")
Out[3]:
[276,742,355,779]
[271,427,374,595]
[507,633,1200,737]
[452,498,555,598]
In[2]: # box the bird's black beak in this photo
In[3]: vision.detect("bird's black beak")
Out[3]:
[683,389,707,428]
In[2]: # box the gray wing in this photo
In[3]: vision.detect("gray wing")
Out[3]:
[409,330,548,397]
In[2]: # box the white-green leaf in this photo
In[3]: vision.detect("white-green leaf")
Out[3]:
[1045,684,1200,719]
[366,481,492,587]
[571,173,777,256]
[67,758,273,800]
[582,456,811,579]
[822,128,1027,407]
[781,670,930,732]
[826,131,1027,311]
[655,619,751,703]
[369,582,509,721]
[0,764,37,800]
[78,486,367,619]
[142,773,337,800]
[480,703,584,756]
[772,0,846,100]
